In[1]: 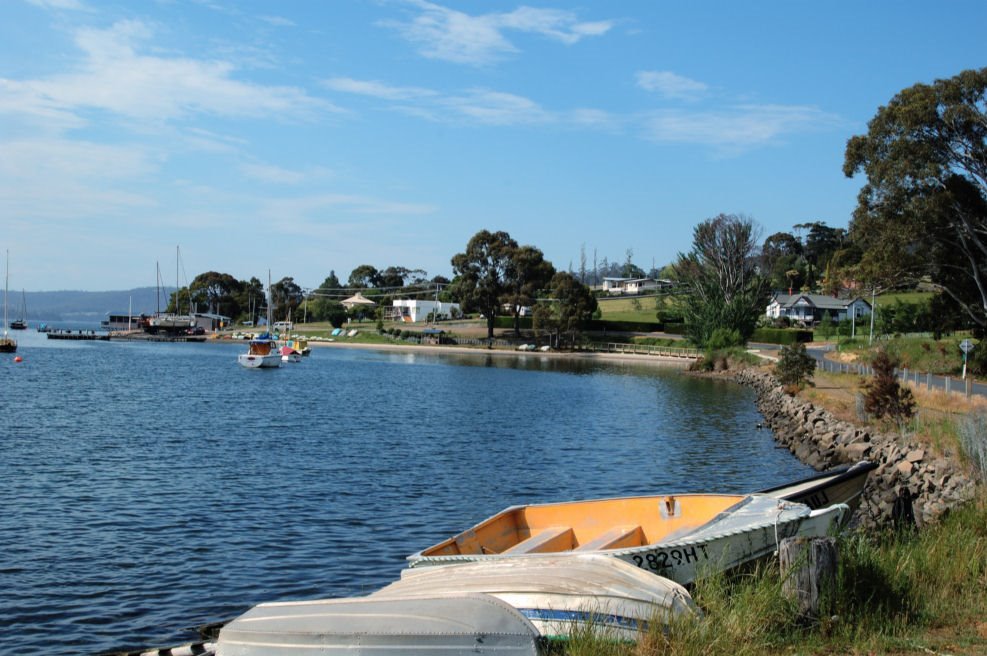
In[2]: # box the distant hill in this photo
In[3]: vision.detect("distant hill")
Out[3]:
[8,287,177,321]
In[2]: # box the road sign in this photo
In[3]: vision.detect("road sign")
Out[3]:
[960,339,975,353]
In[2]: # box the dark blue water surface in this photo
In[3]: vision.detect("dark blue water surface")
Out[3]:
[0,329,812,655]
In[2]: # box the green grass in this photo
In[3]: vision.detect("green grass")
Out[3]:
[839,335,979,377]
[875,291,934,306]
[557,490,987,655]
[597,295,684,324]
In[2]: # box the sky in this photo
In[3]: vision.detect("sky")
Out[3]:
[1,1,985,292]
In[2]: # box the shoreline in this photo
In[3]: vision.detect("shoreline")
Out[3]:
[220,334,696,367]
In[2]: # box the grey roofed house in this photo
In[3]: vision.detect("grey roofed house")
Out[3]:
[766,293,872,325]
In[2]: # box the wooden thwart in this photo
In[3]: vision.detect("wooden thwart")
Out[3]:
[502,527,574,554]
[574,525,644,551]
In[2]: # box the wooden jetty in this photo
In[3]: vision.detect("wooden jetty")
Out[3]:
[46,331,111,341]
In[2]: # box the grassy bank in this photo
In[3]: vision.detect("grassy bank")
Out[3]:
[562,358,987,655]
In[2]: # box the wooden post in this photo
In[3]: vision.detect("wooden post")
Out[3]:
[779,537,838,619]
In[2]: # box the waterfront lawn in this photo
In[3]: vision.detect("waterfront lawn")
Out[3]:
[833,335,980,378]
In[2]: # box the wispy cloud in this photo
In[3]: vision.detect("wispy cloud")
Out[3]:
[387,1,615,65]
[25,0,86,10]
[641,104,840,154]
[239,162,333,185]
[323,77,436,101]
[636,70,708,100]
[2,20,337,128]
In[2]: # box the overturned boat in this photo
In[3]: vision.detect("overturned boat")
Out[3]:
[408,494,848,585]
[215,593,541,655]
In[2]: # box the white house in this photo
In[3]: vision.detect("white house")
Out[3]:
[389,299,461,323]
[766,293,871,325]
[602,277,667,295]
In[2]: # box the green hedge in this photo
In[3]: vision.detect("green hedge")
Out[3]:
[751,328,813,345]
[662,322,687,335]
[493,316,533,329]
[585,320,664,332]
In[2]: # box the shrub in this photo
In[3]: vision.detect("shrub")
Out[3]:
[862,349,916,422]
[706,328,743,351]
[775,342,816,391]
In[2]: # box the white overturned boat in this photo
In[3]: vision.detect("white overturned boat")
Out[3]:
[408,494,848,585]
[375,554,696,641]
[215,592,541,655]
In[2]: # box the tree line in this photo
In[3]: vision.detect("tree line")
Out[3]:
[168,67,986,349]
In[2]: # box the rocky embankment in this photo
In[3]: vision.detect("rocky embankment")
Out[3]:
[735,368,977,530]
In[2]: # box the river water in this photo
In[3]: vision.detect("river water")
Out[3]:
[0,328,812,655]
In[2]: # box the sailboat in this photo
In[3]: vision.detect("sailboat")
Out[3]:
[238,273,281,369]
[1,251,17,353]
[10,290,27,330]
[147,247,196,334]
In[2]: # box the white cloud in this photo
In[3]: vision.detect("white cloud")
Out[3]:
[636,71,708,100]
[239,162,333,185]
[258,15,295,27]
[25,0,86,10]
[641,104,840,154]
[440,89,552,125]
[3,20,337,127]
[323,77,436,101]
[389,1,614,65]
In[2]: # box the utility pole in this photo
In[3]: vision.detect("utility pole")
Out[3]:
[868,288,876,345]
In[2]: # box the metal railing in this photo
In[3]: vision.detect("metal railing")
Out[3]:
[576,342,701,358]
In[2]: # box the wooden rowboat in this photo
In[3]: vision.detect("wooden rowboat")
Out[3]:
[407,494,848,585]
[375,554,697,642]
[758,460,877,516]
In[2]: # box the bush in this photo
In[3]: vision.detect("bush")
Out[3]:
[775,342,816,390]
[862,349,916,422]
[751,327,813,345]
[706,328,743,351]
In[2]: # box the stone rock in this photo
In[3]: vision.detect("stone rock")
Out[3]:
[906,449,925,463]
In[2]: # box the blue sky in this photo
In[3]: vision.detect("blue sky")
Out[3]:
[2,0,984,291]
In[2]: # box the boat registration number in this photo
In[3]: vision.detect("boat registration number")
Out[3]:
[631,544,709,572]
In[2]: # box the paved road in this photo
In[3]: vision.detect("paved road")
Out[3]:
[804,344,987,400]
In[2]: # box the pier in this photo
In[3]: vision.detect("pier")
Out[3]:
[46,330,111,341]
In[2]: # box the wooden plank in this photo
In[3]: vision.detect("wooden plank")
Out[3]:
[501,527,574,554]
[574,525,643,551]
[780,537,838,619]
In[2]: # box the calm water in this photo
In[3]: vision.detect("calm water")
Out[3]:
[0,328,812,655]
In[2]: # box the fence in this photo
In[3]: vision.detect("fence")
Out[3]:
[576,342,701,358]
[815,356,981,399]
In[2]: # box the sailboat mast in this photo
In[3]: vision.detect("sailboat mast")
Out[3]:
[3,250,8,334]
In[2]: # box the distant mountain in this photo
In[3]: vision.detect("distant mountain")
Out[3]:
[9,287,177,321]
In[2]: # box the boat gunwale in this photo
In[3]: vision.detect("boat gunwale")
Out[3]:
[757,461,877,496]
[410,496,846,564]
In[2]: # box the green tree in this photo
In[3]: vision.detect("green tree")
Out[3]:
[505,245,555,337]
[863,349,916,423]
[844,67,987,333]
[674,214,768,347]
[348,264,380,289]
[775,342,816,390]
[450,229,519,339]
[271,277,303,323]
[189,271,243,318]
[533,272,597,348]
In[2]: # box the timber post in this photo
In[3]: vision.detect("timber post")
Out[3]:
[779,536,838,620]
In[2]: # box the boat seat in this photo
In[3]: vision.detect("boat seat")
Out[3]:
[574,525,644,552]
[501,527,574,554]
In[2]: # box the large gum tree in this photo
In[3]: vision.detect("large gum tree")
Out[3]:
[844,67,987,333]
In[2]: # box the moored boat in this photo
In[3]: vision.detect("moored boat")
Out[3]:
[758,460,877,517]
[215,593,541,655]
[279,345,301,363]
[238,332,281,368]
[376,554,696,641]
[408,493,848,585]
[1,251,16,353]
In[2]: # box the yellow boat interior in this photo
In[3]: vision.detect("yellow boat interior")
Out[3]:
[421,494,747,556]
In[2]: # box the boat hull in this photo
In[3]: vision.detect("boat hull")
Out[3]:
[408,495,848,586]
[216,593,540,656]
[378,555,696,641]
[758,460,876,518]
[237,353,281,368]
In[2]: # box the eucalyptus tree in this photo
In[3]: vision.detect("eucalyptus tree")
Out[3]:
[505,245,555,336]
[674,213,767,347]
[450,230,519,339]
[844,67,987,331]
[532,272,598,348]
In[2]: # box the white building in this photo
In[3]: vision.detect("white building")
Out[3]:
[601,277,670,295]
[389,299,461,323]
[766,293,871,325]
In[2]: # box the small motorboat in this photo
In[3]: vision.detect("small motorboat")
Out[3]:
[279,345,302,363]
[408,494,847,585]
[215,593,540,655]
[375,554,696,641]
[238,333,282,368]
[757,460,877,518]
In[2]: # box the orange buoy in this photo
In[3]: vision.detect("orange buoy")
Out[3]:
[14,356,23,363]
